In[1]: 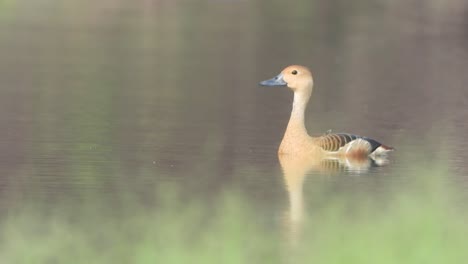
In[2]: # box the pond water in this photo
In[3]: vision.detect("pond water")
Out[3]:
[0,0,468,258]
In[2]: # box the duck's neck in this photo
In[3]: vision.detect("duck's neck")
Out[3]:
[279,89,312,153]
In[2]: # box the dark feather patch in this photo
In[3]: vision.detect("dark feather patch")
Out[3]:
[317,133,387,153]
[361,137,383,153]
[317,133,358,151]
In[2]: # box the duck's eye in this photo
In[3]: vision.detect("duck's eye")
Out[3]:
[292,70,298,75]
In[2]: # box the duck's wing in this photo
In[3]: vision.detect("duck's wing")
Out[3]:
[315,133,394,155]
[315,133,359,152]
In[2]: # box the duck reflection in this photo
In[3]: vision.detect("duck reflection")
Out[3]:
[279,153,389,246]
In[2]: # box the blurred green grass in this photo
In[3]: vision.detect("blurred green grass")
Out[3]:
[0,165,467,264]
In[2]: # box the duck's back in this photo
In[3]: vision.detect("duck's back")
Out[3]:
[314,133,393,156]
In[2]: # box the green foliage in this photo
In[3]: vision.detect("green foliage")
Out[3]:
[0,164,467,264]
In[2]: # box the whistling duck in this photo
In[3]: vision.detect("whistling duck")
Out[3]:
[260,65,393,157]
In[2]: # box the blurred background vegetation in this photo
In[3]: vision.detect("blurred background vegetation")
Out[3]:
[0,0,468,263]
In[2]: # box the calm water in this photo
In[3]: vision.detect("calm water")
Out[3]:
[1,0,468,245]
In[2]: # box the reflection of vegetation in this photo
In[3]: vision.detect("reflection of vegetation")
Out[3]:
[1,164,467,264]
[0,0,15,17]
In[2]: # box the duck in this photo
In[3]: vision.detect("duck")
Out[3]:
[260,65,394,157]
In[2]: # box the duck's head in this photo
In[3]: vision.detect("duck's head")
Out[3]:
[260,65,314,93]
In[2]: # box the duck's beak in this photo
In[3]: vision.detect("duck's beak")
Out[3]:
[259,73,287,86]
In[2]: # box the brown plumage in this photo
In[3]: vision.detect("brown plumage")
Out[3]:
[260,65,394,157]
[314,133,394,154]
[315,133,357,152]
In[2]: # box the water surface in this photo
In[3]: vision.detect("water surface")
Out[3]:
[1,0,468,257]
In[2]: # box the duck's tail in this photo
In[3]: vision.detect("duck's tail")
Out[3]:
[336,135,394,158]
[360,137,394,155]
